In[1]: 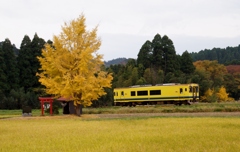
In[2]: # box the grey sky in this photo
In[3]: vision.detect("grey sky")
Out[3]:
[1,0,240,61]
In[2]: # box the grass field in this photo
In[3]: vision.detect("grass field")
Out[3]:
[1,103,240,151]
[1,102,240,118]
[84,102,240,114]
[1,116,240,152]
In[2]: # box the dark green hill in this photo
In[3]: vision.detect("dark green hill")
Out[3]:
[104,57,129,67]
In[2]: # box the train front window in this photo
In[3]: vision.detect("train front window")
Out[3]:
[196,87,199,92]
[114,92,118,96]
[137,90,148,96]
[131,91,136,96]
[150,90,161,95]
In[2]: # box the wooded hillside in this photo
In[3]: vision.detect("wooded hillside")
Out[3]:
[190,45,240,65]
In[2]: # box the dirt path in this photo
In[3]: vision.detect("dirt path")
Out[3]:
[94,112,240,119]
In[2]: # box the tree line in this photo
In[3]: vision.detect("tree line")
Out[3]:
[107,34,240,103]
[0,32,240,109]
[0,34,48,109]
[190,45,240,65]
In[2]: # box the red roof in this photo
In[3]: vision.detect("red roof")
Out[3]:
[57,97,72,101]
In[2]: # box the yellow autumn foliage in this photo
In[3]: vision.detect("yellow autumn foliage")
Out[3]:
[201,88,216,102]
[37,14,113,107]
[201,86,232,102]
[193,60,227,80]
[216,86,229,102]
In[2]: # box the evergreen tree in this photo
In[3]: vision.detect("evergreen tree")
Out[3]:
[1,39,19,94]
[30,33,46,89]
[137,40,152,70]
[180,51,195,74]
[136,33,180,83]
[152,34,163,70]
[0,44,8,94]
[161,35,179,74]
[126,58,137,67]
[17,35,33,91]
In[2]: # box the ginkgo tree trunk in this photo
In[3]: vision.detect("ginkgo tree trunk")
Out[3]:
[37,14,113,116]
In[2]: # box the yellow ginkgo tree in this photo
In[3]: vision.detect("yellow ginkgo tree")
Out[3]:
[37,14,113,115]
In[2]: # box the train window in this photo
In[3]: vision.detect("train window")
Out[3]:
[150,90,161,95]
[185,88,187,91]
[196,87,199,92]
[121,91,124,96]
[180,88,183,94]
[189,86,192,92]
[131,91,136,96]
[137,90,148,96]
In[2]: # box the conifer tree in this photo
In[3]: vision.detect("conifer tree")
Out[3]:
[17,35,33,91]
[152,34,163,70]
[0,45,7,95]
[137,40,152,70]
[31,33,46,89]
[161,35,179,74]
[180,51,195,74]
[137,34,180,81]
[1,39,19,93]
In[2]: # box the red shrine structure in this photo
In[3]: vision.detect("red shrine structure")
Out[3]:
[39,97,82,116]
[39,97,54,116]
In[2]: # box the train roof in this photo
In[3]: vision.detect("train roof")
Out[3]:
[114,83,198,90]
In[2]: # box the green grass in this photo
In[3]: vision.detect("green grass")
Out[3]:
[83,102,240,114]
[1,102,240,118]
[0,117,240,152]
[0,109,39,119]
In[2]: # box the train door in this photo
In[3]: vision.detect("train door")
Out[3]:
[175,87,184,104]
[179,87,184,103]
[180,88,183,95]
[120,91,125,100]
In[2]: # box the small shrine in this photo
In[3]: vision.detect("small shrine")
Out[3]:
[57,97,83,115]
[57,97,75,114]
[39,97,82,116]
[39,97,54,116]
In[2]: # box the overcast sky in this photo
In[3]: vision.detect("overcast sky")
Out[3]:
[1,0,240,61]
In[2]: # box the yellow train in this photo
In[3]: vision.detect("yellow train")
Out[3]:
[114,83,199,106]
